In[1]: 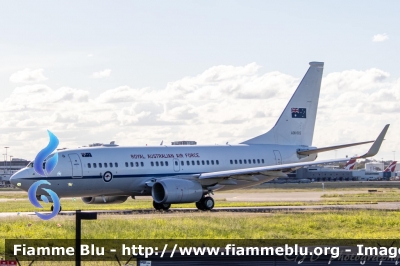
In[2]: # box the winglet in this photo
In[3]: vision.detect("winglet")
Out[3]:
[356,124,389,159]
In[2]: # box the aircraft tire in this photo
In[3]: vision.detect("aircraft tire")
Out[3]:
[202,197,214,210]
[199,197,214,211]
[153,201,170,211]
[51,205,62,213]
[161,203,171,211]
[153,201,162,210]
[195,201,205,210]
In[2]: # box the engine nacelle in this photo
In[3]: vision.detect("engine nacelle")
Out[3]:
[152,178,203,204]
[81,196,128,204]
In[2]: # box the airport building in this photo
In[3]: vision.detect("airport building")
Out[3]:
[295,167,355,182]
[0,158,29,185]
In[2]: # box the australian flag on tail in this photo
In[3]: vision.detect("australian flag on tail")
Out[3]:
[291,108,306,118]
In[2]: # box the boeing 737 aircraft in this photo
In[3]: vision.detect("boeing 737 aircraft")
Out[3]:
[10,62,389,211]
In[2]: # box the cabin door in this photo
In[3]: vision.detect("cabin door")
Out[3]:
[173,159,180,172]
[273,150,282,165]
[68,153,83,178]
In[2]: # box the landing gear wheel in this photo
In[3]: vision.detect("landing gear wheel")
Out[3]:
[153,201,171,211]
[195,201,204,210]
[51,205,62,213]
[197,197,214,211]
[202,197,214,210]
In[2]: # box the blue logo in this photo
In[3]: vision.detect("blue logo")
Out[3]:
[28,180,61,220]
[28,130,61,220]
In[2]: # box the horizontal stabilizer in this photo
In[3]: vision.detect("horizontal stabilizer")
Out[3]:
[297,140,374,155]
[199,125,389,181]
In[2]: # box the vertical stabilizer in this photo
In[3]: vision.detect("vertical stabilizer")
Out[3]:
[344,158,357,170]
[241,62,324,146]
[384,161,397,172]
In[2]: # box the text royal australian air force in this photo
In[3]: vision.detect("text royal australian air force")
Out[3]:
[131,153,200,159]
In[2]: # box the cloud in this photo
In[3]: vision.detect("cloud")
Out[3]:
[372,33,389,42]
[9,68,48,83]
[1,63,399,161]
[91,69,111,79]
[87,54,94,57]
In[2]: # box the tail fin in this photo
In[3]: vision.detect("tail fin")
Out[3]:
[344,158,357,170]
[384,161,397,172]
[241,62,324,146]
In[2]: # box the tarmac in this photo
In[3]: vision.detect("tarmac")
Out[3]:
[1,190,399,218]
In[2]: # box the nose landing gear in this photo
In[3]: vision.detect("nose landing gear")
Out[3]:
[51,205,62,213]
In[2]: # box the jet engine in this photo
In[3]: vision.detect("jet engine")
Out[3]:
[81,196,128,204]
[152,178,203,204]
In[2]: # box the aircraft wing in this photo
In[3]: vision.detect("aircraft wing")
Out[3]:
[199,124,389,180]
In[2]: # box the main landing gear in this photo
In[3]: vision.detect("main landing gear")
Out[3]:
[153,201,171,211]
[51,205,62,213]
[196,196,214,211]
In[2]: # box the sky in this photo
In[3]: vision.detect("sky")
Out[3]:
[0,0,399,162]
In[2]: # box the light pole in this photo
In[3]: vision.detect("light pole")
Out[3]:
[9,156,13,174]
[4,147,9,175]
[2,154,5,173]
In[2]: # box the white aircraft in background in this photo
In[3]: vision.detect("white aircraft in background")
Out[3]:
[10,62,389,211]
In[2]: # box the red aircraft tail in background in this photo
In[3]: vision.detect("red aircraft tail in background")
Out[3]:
[344,158,357,170]
[384,161,397,172]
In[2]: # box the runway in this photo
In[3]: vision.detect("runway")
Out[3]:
[2,188,399,218]
[1,201,400,218]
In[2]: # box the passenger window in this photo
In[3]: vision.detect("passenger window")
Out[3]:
[253,159,256,164]
[239,160,242,164]
[130,162,134,167]
[175,161,178,166]
[156,161,159,167]
[160,161,164,166]
[202,160,205,165]
[197,160,200,165]
[216,160,219,165]
[230,160,233,164]
[181,161,184,166]
[186,161,190,165]
[88,163,91,168]
[104,163,108,167]
[192,161,195,165]
[261,159,264,163]
[257,159,260,164]
[244,160,247,164]
[151,162,154,167]
[211,160,214,165]
[235,160,237,164]
[110,163,113,167]
[99,163,102,168]
[93,163,97,168]
[125,162,128,167]
[115,162,118,167]
[248,159,251,164]
[165,161,168,166]
[141,162,144,167]
[136,162,139,167]
[206,160,209,165]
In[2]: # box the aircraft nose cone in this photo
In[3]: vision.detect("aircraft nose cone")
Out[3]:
[10,170,25,187]
[9,172,18,186]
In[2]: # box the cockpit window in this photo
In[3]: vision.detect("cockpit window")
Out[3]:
[27,162,34,168]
